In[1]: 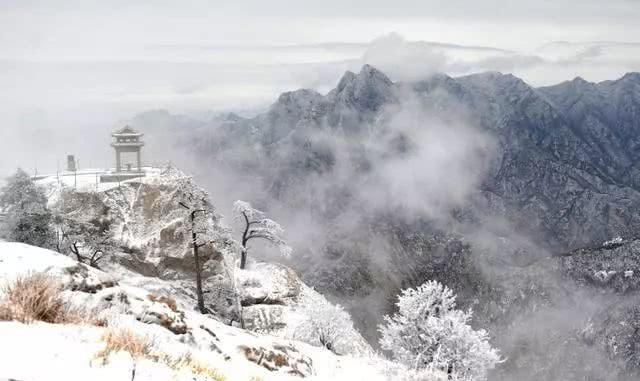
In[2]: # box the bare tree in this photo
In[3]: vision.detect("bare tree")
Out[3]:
[233,200,291,270]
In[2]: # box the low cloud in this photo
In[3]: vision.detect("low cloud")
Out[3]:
[360,33,640,85]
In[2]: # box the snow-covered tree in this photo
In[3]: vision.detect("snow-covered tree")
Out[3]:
[0,168,54,248]
[58,216,116,269]
[379,281,501,381]
[290,287,368,355]
[233,200,291,269]
[174,176,220,314]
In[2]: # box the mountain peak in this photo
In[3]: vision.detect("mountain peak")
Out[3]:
[336,71,357,92]
[571,76,589,84]
[356,64,393,86]
[457,71,532,95]
[619,72,640,83]
[329,65,395,112]
[562,76,597,91]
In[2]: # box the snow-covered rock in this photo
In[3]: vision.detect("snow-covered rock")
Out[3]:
[38,167,232,280]
[238,262,301,332]
[236,261,373,356]
[36,166,240,320]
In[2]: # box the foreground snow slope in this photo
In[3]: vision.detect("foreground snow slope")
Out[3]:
[0,242,400,381]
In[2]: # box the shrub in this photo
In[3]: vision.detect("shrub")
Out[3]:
[290,288,362,355]
[183,357,227,381]
[97,328,152,362]
[0,303,12,321]
[97,331,226,381]
[172,353,226,381]
[0,273,75,324]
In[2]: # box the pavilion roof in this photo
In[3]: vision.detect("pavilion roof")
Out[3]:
[112,125,143,136]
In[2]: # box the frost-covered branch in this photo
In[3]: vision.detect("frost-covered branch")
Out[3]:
[233,200,292,269]
[288,288,369,355]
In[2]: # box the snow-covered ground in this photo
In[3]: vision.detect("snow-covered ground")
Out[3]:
[0,242,405,381]
[35,166,166,195]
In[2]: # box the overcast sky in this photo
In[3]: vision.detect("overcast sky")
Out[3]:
[1,0,640,176]
[2,0,640,59]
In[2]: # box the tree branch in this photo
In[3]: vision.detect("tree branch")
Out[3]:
[241,211,251,247]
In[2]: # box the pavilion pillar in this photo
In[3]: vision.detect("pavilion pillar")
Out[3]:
[115,149,121,172]
[111,126,144,176]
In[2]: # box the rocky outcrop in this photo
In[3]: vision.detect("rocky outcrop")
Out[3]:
[238,262,302,332]
[43,167,233,282]
[240,344,313,377]
[39,167,239,318]
[63,263,118,293]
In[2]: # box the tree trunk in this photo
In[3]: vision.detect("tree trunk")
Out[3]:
[240,211,250,270]
[240,248,247,269]
[191,212,206,313]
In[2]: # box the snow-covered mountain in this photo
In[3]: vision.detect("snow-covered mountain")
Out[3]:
[186,65,640,252]
[128,65,640,380]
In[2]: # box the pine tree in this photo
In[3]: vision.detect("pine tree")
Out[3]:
[174,175,223,314]
[0,169,54,248]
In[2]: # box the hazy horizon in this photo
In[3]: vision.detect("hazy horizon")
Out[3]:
[2,0,640,177]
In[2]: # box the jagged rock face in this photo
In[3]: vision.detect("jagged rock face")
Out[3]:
[190,64,640,271]
[415,71,640,251]
[197,66,640,252]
